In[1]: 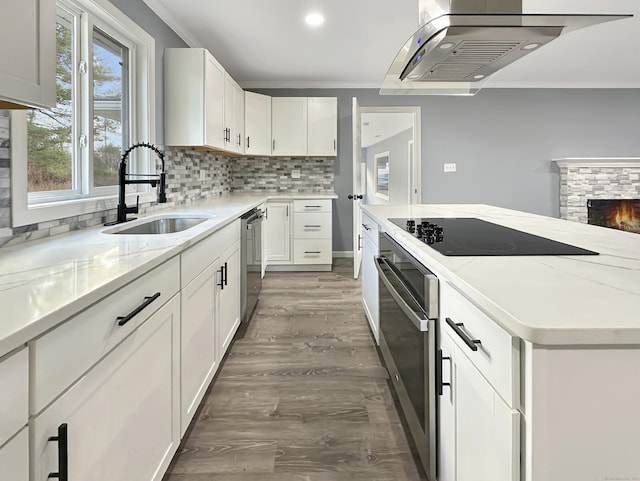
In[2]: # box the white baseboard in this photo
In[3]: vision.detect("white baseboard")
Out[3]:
[333,251,353,258]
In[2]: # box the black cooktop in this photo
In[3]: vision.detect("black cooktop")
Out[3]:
[389,217,599,256]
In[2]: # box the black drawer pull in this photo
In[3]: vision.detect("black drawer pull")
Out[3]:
[117,292,161,326]
[223,261,228,286]
[218,265,225,290]
[48,423,68,480]
[304,251,322,254]
[362,223,371,231]
[446,317,481,351]
[304,205,322,208]
[304,224,322,228]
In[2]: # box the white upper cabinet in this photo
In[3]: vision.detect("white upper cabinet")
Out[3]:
[271,97,308,156]
[0,0,56,109]
[165,48,227,150]
[308,97,337,156]
[244,91,272,156]
[224,73,244,154]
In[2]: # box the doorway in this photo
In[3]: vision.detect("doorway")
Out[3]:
[351,100,421,278]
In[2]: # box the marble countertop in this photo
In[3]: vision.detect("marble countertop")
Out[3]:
[363,204,640,346]
[0,192,337,358]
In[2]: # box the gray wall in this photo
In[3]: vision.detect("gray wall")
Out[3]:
[108,0,188,144]
[258,88,640,252]
[364,128,412,205]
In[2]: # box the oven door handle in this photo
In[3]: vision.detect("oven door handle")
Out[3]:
[375,256,428,331]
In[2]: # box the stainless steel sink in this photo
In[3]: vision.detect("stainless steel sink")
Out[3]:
[106,217,209,235]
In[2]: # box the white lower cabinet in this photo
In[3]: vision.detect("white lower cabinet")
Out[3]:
[453,343,520,481]
[265,202,291,263]
[218,240,241,355]
[32,295,181,481]
[360,213,379,343]
[180,262,218,436]
[0,428,28,481]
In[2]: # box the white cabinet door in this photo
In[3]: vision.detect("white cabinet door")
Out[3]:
[0,428,28,481]
[180,263,218,436]
[0,0,55,109]
[164,48,225,150]
[453,343,520,481]
[245,91,272,156]
[307,97,337,156]
[223,72,237,152]
[218,240,241,355]
[234,83,245,154]
[265,202,291,263]
[438,332,456,481]
[205,52,225,149]
[361,232,379,343]
[32,295,181,481]
[272,97,307,156]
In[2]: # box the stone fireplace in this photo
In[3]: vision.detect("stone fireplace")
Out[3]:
[553,158,640,232]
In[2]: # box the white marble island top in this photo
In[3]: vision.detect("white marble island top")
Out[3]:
[363,204,640,346]
[0,192,337,358]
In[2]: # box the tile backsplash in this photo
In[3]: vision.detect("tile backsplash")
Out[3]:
[0,112,335,248]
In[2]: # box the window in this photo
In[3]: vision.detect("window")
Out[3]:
[12,0,154,226]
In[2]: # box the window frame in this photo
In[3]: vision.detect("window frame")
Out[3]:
[11,0,155,227]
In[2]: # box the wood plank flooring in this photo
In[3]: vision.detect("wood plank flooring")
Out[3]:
[163,259,426,481]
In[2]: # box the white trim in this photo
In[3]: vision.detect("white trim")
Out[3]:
[241,80,384,89]
[359,105,422,205]
[332,251,354,258]
[140,0,202,48]
[552,158,640,169]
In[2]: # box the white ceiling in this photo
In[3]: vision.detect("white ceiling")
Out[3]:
[361,113,413,148]
[143,0,640,90]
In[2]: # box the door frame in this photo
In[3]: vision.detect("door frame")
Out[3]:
[359,105,422,205]
[352,103,421,279]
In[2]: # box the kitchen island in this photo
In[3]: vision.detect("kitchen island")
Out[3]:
[362,203,640,481]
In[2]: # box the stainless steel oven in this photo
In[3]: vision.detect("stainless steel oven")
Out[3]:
[376,232,439,480]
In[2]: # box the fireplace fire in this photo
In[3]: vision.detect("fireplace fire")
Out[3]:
[587,199,640,234]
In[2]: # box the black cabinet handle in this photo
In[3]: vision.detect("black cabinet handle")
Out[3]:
[304,251,321,254]
[362,224,371,231]
[333,139,336,151]
[304,205,322,208]
[446,317,481,351]
[272,139,275,151]
[224,262,228,286]
[117,293,161,326]
[246,136,250,149]
[436,349,451,395]
[218,266,225,290]
[304,224,322,228]
[48,423,68,480]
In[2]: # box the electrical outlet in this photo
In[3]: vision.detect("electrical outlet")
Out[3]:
[199,169,207,181]
[444,163,457,173]
[291,169,301,179]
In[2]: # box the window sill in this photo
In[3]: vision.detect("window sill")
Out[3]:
[12,192,156,227]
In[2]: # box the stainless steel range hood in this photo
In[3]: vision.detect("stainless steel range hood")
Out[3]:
[380,0,632,95]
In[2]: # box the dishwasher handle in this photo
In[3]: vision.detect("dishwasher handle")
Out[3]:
[375,256,428,331]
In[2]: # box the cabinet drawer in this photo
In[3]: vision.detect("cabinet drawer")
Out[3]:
[442,283,518,407]
[31,257,180,414]
[0,348,28,445]
[0,427,28,481]
[293,239,332,265]
[293,199,332,213]
[293,212,332,239]
[182,219,241,287]
[361,212,379,244]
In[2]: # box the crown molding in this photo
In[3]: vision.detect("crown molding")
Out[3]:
[552,158,640,168]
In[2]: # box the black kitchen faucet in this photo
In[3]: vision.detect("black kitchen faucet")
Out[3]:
[105,142,167,225]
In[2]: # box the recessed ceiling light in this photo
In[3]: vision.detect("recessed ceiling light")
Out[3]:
[305,13,324,27]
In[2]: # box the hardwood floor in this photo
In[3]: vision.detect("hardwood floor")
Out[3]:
[164,259,426,481]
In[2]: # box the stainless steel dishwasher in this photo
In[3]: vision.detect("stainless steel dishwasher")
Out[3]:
[240,208,263,324]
